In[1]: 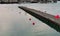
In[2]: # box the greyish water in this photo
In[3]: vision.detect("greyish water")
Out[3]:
[0,2,60,36]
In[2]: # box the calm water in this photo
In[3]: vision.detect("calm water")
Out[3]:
[0,2,60,36]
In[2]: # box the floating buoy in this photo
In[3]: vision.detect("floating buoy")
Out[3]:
[29,18,31,21]
[32,22,35,25]
[54,15,60,19]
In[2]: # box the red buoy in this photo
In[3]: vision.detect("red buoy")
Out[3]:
[29,18,31,21]
[54,15,60,19]
[32,22,35,25]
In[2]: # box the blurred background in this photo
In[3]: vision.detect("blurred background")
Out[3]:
[0,0,60,3]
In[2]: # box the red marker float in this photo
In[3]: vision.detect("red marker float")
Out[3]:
[29,18,31,21]
[54,15,60,19]
[32,22,35,25]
